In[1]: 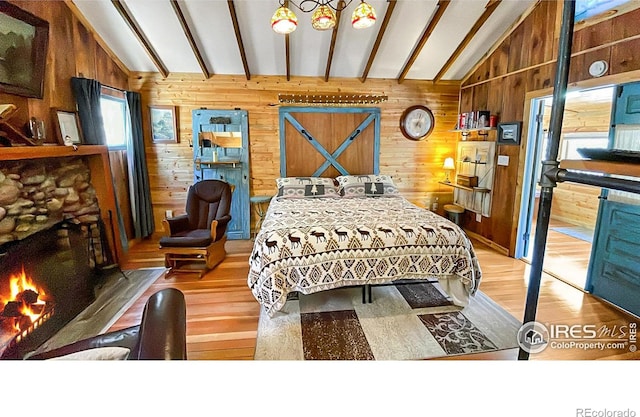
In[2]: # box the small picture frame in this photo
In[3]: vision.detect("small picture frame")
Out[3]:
[149,105,178,143]
[497,121,522,146]
[54,110,83,145]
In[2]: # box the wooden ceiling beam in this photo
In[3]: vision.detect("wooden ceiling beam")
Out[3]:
[170,0,211,79]
[285,0,291,81]
[324,7,343,82]
[433,0,502,83]
[227,0,251,81]
[397,0,450,84]
[110,0,168,78]
[361,0,397,83]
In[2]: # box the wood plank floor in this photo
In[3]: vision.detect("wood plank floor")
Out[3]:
[115,231,639,360]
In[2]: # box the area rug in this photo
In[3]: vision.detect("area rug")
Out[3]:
[254,281,521,360]
[30,267,165,355]
[550,226,594,243]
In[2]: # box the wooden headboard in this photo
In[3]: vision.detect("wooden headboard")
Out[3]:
[279,107,380,177]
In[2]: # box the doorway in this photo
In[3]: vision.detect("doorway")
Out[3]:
[515,86,614,290]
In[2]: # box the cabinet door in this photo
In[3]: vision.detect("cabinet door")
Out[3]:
[192,109,250,240]
[614,82,640,125]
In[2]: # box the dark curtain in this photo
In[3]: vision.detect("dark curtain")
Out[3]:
[71,76,128,254]
[125,91,155,239]
[70,77,107,145]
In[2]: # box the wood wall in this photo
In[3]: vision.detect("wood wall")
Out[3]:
[460,2,640,255]
[1,1,133,239]
[129,74,460,234]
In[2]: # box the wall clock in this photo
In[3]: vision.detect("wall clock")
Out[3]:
[400,105,435,141]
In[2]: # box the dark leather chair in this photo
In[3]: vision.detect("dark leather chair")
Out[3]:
[27,288,187,360]
[159,179,232,278]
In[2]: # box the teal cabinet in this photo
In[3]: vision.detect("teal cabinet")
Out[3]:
[192,109,250,240]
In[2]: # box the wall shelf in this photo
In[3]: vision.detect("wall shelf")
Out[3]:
[438,181,491,193]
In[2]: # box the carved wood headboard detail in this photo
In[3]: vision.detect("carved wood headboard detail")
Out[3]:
[279,106,380,177]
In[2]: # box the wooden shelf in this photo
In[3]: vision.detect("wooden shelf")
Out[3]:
[449,127,496,133]
[559,159,640,177]
[439,181,491,193]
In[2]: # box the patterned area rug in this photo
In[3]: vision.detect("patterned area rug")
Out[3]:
[254,281,521,360]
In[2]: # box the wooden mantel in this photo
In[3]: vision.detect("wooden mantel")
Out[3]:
[0,144,124,265]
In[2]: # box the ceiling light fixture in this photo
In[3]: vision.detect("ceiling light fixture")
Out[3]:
[271,0,376,34]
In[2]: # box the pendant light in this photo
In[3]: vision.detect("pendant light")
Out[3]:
[351,0,376,29]
[271,5,298,34]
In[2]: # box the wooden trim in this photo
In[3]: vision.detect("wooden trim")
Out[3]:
[324,7,343,82]
[285,0,291,81]
[361,0,397,83]
[434,0,502,83]
[170,0,211,79]
[398,0,450,83]
[64,0,131,77]
[465,229,509,257]
[110,0,168,78]
[227,0,251,81]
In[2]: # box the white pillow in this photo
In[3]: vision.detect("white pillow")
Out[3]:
[47,346,130,360]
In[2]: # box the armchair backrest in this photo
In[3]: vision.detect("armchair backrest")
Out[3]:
[185,180,232,230]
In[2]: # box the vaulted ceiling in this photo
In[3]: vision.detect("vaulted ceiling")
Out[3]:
[70,0,537,82]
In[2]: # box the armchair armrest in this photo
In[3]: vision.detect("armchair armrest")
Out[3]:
[162,214,190,236]
[211,214,231,242]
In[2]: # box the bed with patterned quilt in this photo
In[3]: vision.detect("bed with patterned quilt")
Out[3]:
[248,175,483,317]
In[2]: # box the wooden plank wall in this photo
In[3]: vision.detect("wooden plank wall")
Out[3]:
[460,2,640,255]
[129,74,460,234]
[2,1,133,239]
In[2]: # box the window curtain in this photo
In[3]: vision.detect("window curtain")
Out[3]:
[71,76,129,253]
[70,77,107,145]
[125,91,155,238]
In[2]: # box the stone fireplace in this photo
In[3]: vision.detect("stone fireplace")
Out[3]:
[0,146,122,359]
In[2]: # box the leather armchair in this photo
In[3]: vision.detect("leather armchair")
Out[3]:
[159,179,232,277]
[27,288,187,360]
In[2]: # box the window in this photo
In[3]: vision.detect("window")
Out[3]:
[100,89,127,149]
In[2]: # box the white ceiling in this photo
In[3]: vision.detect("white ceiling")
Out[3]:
[72,0,537,81]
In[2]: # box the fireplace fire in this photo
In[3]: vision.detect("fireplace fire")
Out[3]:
[0,266,55,353]
[0,221,98,360]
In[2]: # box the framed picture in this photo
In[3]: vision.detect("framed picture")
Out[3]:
[149,105,178,143]
[0,2,49,99]
[497,122,522,146]
[54,110,83,145]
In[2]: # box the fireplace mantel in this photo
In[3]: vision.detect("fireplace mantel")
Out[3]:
[0,144,108,161]
[0,144,124,264]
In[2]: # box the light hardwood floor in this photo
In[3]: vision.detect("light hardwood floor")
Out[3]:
[114,232,639,360]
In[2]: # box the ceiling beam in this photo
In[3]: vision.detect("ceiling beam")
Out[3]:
[170,0,211,79]
[324,7,343,82]
[433,0,502,83]
[110,0,168,78]
[397,0,450,83]
[285,0,291,81]
[361,0,397,83]
[227,0,251,80]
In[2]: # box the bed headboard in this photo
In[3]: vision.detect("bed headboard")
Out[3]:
[279,107,380,177]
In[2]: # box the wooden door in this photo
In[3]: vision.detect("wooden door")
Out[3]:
[586,82,640,316]
[279,107,380,177]
[192,109,250,240]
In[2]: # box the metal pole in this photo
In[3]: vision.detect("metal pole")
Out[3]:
[518,0,576,360]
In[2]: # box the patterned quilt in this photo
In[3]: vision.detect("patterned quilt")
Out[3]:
[248,196,482,316]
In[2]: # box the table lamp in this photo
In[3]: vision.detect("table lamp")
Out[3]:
[443,157,455,183]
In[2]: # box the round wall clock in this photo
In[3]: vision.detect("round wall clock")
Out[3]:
[400,105,435,141]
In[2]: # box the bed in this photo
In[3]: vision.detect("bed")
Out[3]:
[248,177,482,316]
[248,107,482,316]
